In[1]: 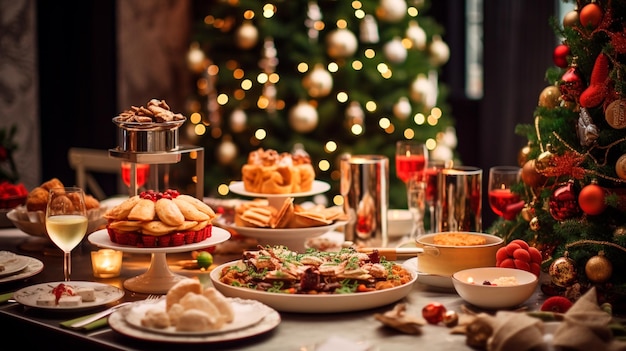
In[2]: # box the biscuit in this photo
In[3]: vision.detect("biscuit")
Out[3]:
[127,198,156,221]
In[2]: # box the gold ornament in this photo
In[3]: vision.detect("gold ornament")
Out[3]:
[288,100,319,133]
[236,21,259,50]
[538,86,561,109]
[521,205,533,222]
[302,65,333,98]
[518,142,532,167]
[585,251,613,283]
[614,226,626,239]
[563,10,580,28]
[529,216,540,231]
[535,149,555,174]
[549,254,577,287]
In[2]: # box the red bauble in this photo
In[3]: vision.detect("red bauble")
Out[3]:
[422,302,447,324]
[578,183,607,215]
[580,3,603,28]
[553,44,570,68]
[549,181,581,221]
[559,67,585,102]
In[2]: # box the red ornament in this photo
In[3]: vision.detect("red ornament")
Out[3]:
[578,183,607,215]
[540,296,573,313]
[559,67,585,102]
[549,181,581,221]
[422,302,447,324]
[580,53,610,108]
[553,44,570,68]
[580,3,603,29]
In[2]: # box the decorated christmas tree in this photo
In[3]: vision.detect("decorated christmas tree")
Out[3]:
[184,0,457,208]
[491,0,626,308]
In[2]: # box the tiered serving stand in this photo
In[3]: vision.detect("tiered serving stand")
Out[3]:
[88,116,231,294]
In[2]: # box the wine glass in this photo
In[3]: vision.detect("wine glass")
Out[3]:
[395,140,428,240]
[488,166,523,220]
[121,162,150,190]
[45,187,88,281]
[424,159,446,233]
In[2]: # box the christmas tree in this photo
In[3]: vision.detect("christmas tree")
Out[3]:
[184,0,457,209]
[491,0,626,308]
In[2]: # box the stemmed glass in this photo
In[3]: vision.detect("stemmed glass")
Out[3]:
[45,187,88,281]
[488,166,523,220]
[395,140,428,240]
[121,161,150,195]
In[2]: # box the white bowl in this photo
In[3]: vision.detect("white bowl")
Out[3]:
[452,267,538,309]
[7,205,107,238]
[387,209,413,237]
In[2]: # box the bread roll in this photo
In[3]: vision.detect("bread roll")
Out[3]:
[165,278,202,311]
[203,287,234,323]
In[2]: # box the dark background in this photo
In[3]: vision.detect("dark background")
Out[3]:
[36,1,556,229]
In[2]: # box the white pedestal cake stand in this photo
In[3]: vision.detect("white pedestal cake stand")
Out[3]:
[88,227,230,294]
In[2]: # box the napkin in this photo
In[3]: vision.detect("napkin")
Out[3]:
[0,292,13,303]
[60,313,109,331]
[481,311,545,351]
[552,287,626,351]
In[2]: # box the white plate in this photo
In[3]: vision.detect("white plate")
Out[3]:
[0,251,29,276]
[304,231,345,252]
[109,300,281,343]
[14,281,124,310]
[0,256,44,284]
[88,227,231,254]
[210,260,417,313]
[228,180,330,198]
[402,257,454,289]
[215,218,347,252]
[125,298,272,336]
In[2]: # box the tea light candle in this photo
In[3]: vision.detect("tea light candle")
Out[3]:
[91,249,123,278]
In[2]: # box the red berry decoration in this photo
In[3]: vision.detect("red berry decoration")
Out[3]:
[496,239,542,277]
[540,296,573,313]
[578,182,607,215]
[422,302,447,324]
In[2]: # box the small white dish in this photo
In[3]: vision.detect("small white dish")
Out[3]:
[452,267,538,309]
[0,255,43,283]
[14,281,124,311]
[402,257,454,289]
[0,251,29,276]
[387,209,413,238]
[124,298,272,336]
[228,180,330,198]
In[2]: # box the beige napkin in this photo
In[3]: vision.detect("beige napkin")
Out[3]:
[552,287,626,351]
[475,311,545,351]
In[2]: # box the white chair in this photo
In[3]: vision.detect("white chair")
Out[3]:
[67,147,123,200]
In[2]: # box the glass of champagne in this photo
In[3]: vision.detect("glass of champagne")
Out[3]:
[395,140,428,240]
[45,187,89,281]
[488,166,523,220]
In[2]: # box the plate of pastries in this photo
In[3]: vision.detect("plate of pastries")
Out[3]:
[6,178,106,237]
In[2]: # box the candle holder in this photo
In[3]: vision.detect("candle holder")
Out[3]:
[91,249,123,278]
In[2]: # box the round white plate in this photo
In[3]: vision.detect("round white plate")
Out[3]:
[125,298,272,336]
[210,260,417,313]
[14,281,124,310]
[228,180,330,198]
[304,231,345,252]
[402,257,454,289]
[109,301,281,343]
[0,256,43,284]
[88,227,231,254]
[215,218,347,252]
[0,251,29,276]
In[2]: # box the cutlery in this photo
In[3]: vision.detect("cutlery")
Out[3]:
[355,247,433,261]
[70,294,160,328]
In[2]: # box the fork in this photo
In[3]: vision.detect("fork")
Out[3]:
[70,294,161,328]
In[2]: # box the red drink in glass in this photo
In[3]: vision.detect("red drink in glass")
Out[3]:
[424,167,440,203]
[395,155,426,183]
[121,163,150,188]
[488,188,521,219]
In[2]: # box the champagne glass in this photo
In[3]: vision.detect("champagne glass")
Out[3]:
[424,159,446,233]
[395,140,428,240]
[488,166,523,220]
[45,187,88,281]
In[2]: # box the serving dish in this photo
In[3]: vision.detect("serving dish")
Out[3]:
[109,300,281,343]
[124,298,272,336]
[0,251,29,276]
[452,267,539,309]
[228,180,330,199]
[7,205,107,238]
[401,257,454,289]
[413,232,504,276]
[14,281,124,311]
[210,260,417,313]
[215,217,347,252]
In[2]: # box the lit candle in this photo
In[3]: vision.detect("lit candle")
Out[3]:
[91,249,123,278]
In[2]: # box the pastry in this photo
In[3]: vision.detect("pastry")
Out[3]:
[127,198,156,222]
[155,198,185,226]
[172,197,211,221]
[241,148,316,194]
[104,195,141,220]
[166,278,203,310]
[270,197,295,229]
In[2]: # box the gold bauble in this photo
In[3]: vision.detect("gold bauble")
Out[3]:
[614,226,626,239]
[521,205,533,222]
[585,252,613,283]
[518,142,532,167]
[538,86,561,109]
[529,216,540,231]
[549,255,577,287]
[535,150,555,174]
[563,10,580,28]
[521,159,547,188]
